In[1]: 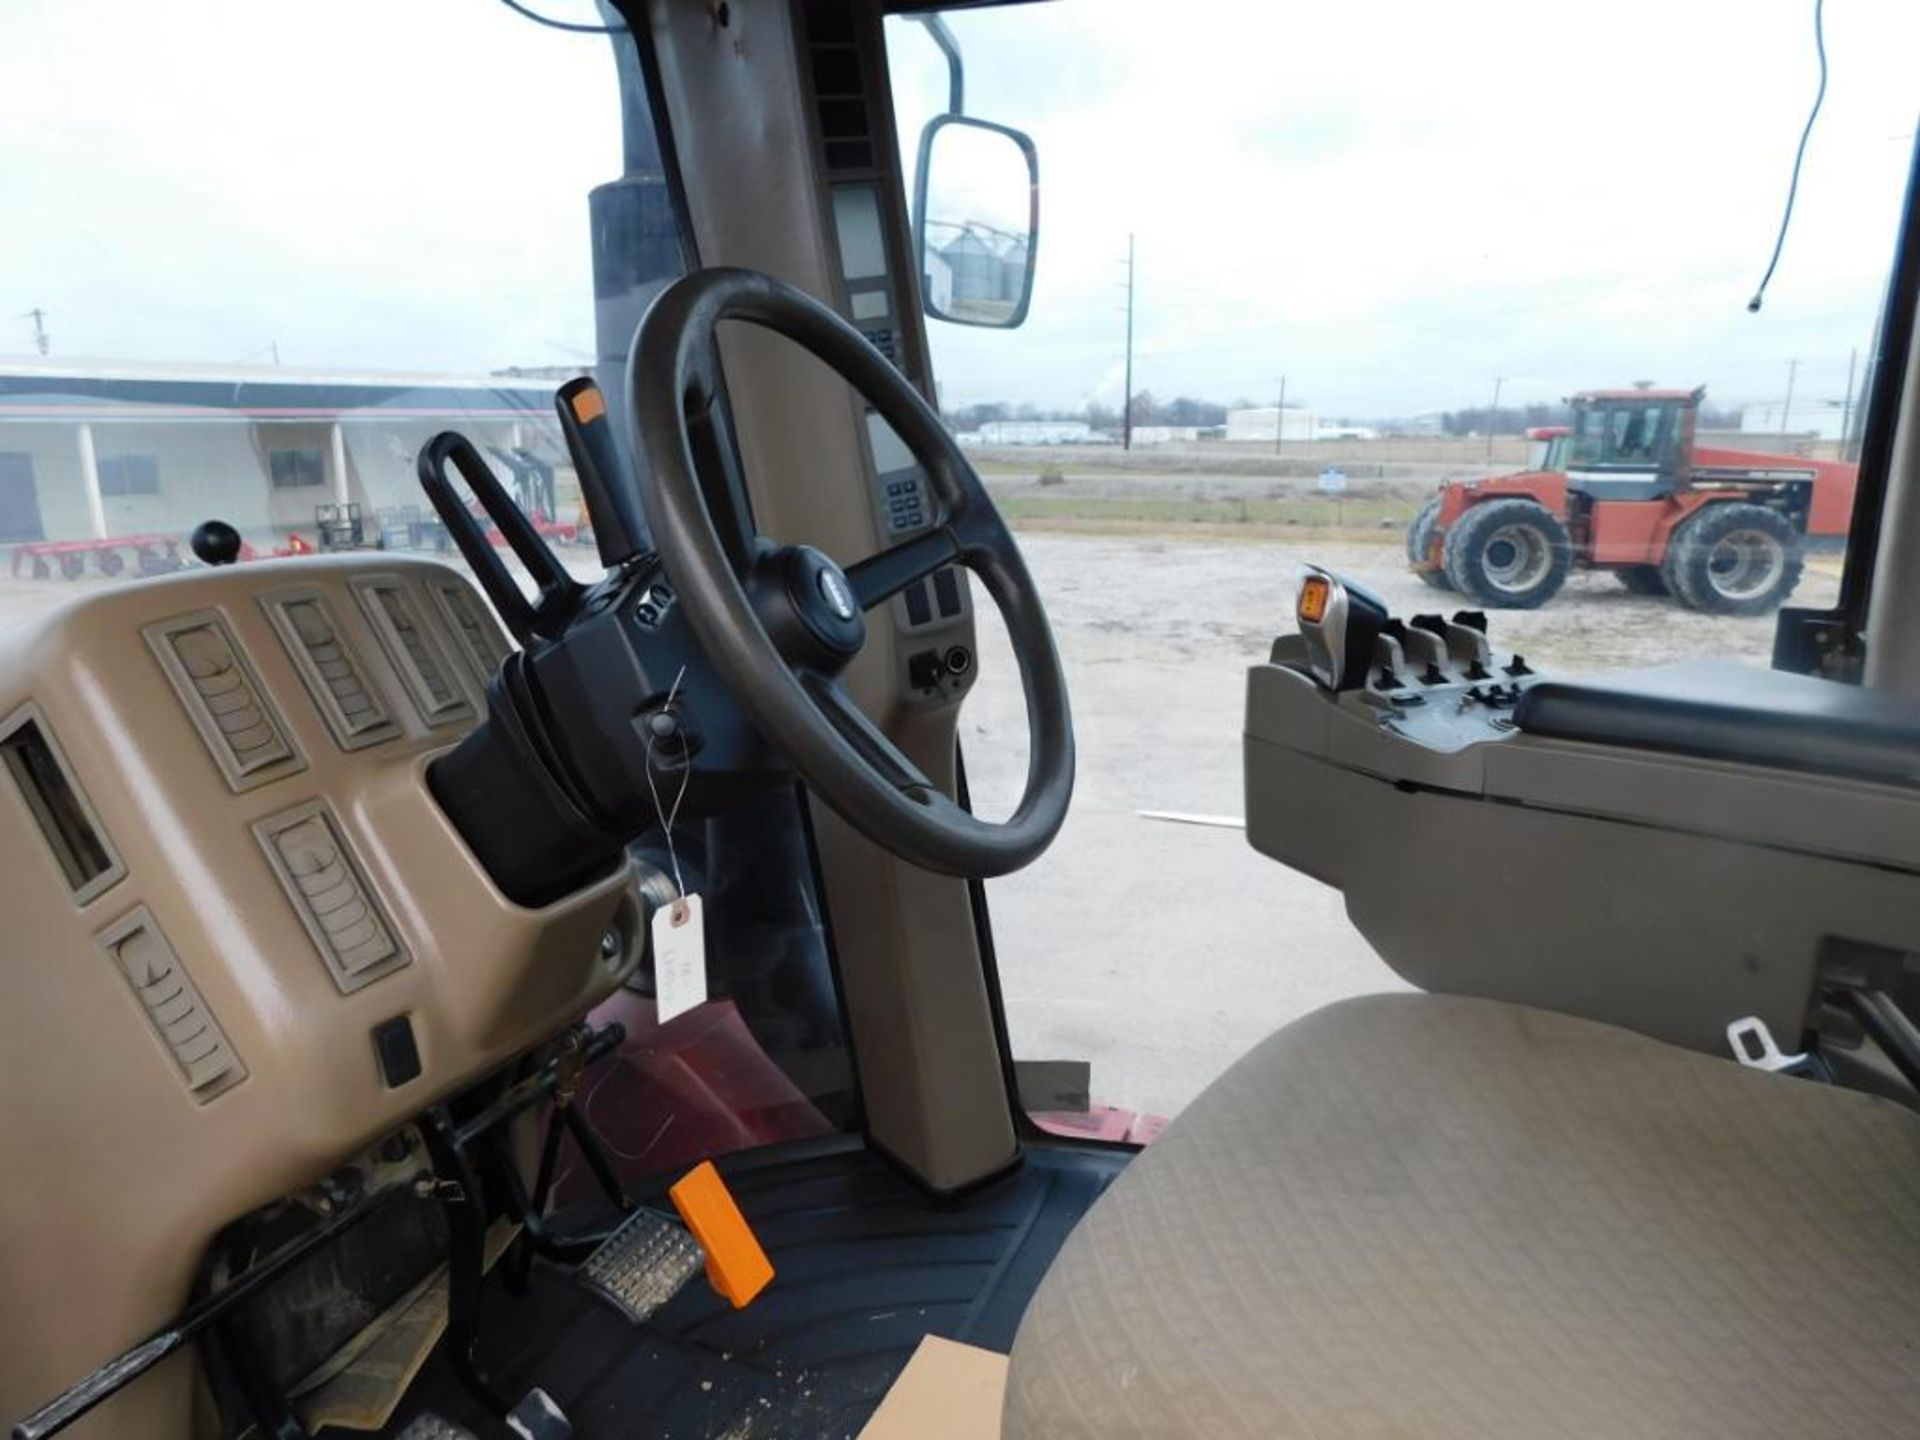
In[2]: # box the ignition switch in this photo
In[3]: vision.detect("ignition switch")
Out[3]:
[908,651,945,691]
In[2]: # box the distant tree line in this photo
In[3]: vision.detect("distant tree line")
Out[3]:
[944,393,1232,431]
[944,394,1745,435]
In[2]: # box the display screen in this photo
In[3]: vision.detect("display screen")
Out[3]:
[832,184,889,280]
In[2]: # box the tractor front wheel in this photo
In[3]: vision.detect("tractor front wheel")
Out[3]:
[1662,503,1804,616]
[1441,498,1571,609]
[1406,498,1453,590]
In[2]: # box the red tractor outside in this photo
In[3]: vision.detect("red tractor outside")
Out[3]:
[1407,387,1858,613]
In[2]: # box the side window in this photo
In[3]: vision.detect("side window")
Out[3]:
[268,448,328,491]
[97,453,160,497]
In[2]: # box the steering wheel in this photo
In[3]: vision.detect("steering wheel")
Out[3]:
[627,267,1073,878]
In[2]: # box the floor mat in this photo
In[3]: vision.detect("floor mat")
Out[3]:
[388,1142,1128,1440]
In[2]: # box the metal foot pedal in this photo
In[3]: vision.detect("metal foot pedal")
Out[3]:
[576,1207,702,1325]
[392,1386,571,1440]
[507,1388,571,1439]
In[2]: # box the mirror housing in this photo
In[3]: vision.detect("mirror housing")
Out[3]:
[913,114,1039,329]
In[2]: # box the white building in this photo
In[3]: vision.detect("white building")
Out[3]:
[1225,407,1318,443]
[1739,401,1847,441]
[0,358,567,551]
[1129,425,1201,447]
[975,419,1095,446]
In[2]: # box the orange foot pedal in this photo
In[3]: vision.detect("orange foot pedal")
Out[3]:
[669,1160,774,1308]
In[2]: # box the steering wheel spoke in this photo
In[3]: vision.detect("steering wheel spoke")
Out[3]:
[846,527,961,611]
[802,673,946,806]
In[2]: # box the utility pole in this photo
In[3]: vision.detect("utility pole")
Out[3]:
[1486,376,1505,463]
[20,308,50,356]
[1781,358,1799,437]
[1274,375,1288,457]
[1121,233,1135,452]
[1839,347,1859,459]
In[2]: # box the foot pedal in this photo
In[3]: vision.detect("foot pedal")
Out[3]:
[576,1207,702,1325]
[507,1388,571,1439]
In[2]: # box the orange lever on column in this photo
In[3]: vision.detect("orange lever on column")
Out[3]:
[668,1160,774,1309]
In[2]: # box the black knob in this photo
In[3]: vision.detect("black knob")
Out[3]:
[190,520,242,567]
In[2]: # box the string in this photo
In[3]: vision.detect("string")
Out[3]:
[643,665,692,899]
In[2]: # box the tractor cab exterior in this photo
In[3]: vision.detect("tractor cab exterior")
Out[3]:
[1412,386,1859,613]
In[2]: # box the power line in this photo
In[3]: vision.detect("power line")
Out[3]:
[18,308,49,356]
[1487,376,1505,462]
[1121,233,1136,452]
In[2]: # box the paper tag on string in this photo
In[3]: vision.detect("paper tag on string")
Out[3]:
[652,893,707,1024]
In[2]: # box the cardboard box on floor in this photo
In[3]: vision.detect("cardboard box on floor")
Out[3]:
[858,1335,1008,1440]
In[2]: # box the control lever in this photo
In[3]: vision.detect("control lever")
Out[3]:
[1411,613,1494,680]
[1369,628,1410,690]
[1295,566,1389,691]
[418,433,584,646]
[556,378,649,569]
[1384,617,1448,685]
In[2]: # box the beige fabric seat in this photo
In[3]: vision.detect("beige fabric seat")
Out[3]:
[1005,993,1920,1438]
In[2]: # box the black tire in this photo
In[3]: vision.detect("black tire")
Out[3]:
[1616,566,1668,596]
[1406,497,1453,589]
[1662,503,1804,616]
[1441,498,1571,609]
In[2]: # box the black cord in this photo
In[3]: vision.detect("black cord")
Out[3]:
[495,0,628,35]
[1748,0,1828,312]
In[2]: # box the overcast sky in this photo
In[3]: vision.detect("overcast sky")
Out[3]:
[892,0,1920,419]
[2,1,1915,421]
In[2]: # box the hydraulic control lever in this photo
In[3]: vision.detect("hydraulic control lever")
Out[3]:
[556,377,649,569]
[1295,566,1390,691]
[418,432,584,646]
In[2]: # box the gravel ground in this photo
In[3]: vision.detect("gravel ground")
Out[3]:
[0,533,1843,1121]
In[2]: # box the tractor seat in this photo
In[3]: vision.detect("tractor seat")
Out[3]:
[1003,993,1920,1438]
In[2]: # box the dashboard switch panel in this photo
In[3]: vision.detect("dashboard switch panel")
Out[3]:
[430,578,514,689]
[255,799,409,993]
[144,609,305,792]
[97,905,245,1102]
[352,577,475,727]
[262,589,400,751]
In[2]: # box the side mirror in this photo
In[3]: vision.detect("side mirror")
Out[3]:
[913,114,1038,329]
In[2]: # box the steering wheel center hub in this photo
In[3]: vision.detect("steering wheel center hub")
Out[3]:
[771,545,867,664]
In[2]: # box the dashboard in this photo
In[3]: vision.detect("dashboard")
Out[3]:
[0,555,640,1436]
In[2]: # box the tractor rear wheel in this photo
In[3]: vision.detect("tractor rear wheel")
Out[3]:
[1406,498,1453,589]
[1616,566,1668,596]
[1441,498,1571,609]
[1662,503,1803,616]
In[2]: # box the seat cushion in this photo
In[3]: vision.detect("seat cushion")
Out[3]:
[1004,993,1920,1439]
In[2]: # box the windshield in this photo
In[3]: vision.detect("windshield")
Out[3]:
[1566,401,1679,468]
[888,0,1916,1134]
